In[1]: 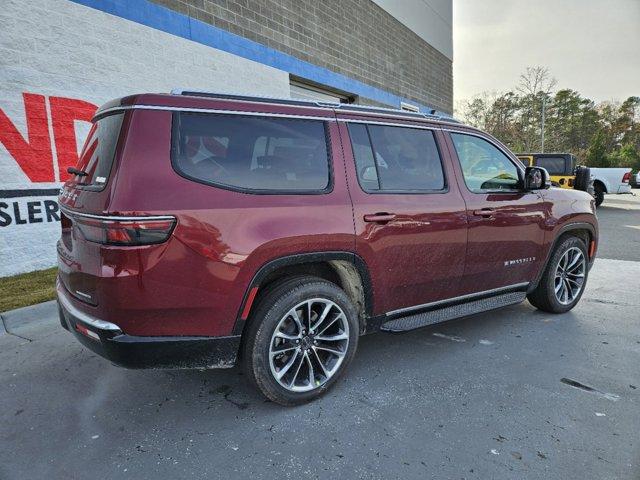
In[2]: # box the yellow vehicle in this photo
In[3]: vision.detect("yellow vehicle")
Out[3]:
[516,153,578,188]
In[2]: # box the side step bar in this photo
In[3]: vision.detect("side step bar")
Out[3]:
[380,291,527,332]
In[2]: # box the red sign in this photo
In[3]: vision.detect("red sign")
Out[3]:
[0,93,98,182]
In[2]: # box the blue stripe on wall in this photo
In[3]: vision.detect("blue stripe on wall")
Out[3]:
[69,0,445,114]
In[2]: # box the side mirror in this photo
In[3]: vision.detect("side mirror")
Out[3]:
[524,166,550,190]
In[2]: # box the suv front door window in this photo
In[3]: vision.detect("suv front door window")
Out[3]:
[452,134,520,192]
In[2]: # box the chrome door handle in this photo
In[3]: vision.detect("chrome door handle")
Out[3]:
[473,208,494,217]
[363,213,396,223]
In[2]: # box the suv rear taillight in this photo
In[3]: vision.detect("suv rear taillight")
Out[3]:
[74,215,176,246]
[622,172,631,183]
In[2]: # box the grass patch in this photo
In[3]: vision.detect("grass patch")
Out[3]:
[0,267,58,312]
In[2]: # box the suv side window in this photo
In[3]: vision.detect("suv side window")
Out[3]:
[348,123,445,192]
[172,113,330,192]
[451,133,521,193]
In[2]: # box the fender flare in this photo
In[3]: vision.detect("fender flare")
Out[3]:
[527,222,597,293]
[232,251,373,335]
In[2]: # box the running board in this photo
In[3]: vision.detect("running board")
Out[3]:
[380,291,527,332]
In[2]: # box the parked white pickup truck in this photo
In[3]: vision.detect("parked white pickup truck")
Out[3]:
[590,167,632,206]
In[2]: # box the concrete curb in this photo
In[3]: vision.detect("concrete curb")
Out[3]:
[0,300,57,338]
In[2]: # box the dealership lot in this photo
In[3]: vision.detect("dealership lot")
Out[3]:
[1,194,638,480]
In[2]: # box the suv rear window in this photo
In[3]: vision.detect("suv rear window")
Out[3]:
[172,113,330,192]
[73,113,124,188]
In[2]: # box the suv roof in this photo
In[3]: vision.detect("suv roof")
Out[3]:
[95,90,463,127]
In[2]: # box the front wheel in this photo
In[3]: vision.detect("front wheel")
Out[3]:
[527,236,589,313]
[593,183,605,207]
[243,276,359,406]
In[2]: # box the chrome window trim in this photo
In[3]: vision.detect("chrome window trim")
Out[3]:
[386,282,530,317]
[58,287,122,332]
[341,118,439,131]
[93,104,463,127]
[59,205,175,222]
[94,105,333,122]
[337,111,461,127]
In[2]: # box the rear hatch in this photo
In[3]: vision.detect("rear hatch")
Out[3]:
[58,112,125,305]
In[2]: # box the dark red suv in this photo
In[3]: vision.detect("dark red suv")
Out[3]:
[57,91,598,405]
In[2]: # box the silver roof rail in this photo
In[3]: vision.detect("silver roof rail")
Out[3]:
[170,88,460,123]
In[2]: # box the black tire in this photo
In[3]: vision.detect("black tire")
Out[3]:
[527,235,589,313]
[573,166,591,192]
[593,182,605,207]
[242,275,359,406]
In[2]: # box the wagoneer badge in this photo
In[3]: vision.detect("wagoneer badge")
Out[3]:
[504,257,536,267]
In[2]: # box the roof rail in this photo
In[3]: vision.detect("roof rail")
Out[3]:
[171,88,460,123]
[171,89,339,108]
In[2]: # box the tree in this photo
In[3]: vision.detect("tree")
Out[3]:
[586,130,610,167]
[608,143,640,170]
[544,89,599,157]
[456,67,638,169]
[516,67,557,152]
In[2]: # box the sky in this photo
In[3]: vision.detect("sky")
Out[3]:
[453,0,640,106]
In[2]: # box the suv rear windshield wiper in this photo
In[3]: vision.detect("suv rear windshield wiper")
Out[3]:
[67,167,88,177]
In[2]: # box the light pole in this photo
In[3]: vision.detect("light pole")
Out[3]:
[541,95,546,153]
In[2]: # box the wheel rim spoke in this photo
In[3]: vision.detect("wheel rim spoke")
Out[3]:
[555,277,563,294]
[271,343,298,356]
[288,351,306,387]
[311,348,330,379]
[566,251,580,270]
[269,298,349,392]
[315,331,349,342]
[554,247,586,305]
[287,308,304,333]
[275,331,301,341]
[305,352,315,387]
[310,302,333,333]
[315,344,344,356]
[317,313,345,336]
[276,349,301,380]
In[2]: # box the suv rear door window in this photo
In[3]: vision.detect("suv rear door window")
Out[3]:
[348,123,445,192]
[172,113,330,192]
[451,133,521,192]
[72,113,124,188]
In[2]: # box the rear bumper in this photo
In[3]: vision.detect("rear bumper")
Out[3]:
[57,281,240,369]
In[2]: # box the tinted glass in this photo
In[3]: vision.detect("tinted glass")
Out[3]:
[349,123,445,192]
[172,113,330,192]
[516,156,532,167]
[535,157,566,175]
[347,124,380,190]
[74,113,124,187]
[451,133,520,192]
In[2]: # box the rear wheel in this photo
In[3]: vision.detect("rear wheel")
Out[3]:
[527,236,589,313]
[593,182,605,207]
[243,276,359,406]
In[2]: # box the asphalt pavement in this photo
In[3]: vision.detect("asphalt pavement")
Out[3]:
[1,192,639,480]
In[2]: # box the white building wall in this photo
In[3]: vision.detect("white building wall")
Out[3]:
[0,0,290,277]
[372,0,453,60]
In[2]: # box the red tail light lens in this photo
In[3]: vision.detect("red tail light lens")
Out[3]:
[75,216,176,246]
[622,172,630,183]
